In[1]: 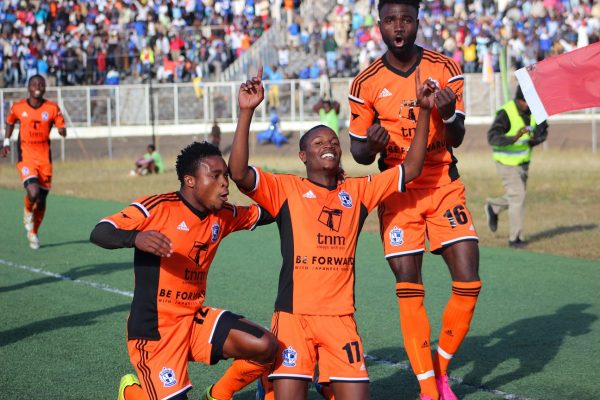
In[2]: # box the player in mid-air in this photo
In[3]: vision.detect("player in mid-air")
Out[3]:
[90,142,278,400]
[229,66,435,399]
[347,1,482,399]
[1,74,67,249]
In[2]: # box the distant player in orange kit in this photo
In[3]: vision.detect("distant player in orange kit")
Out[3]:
[2,74,67,249]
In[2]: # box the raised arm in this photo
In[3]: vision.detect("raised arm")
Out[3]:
[312,98,324,113]
[403,67,436,183]
[349,124,389,165]
[435,77,465,147]
[229,66,264,192]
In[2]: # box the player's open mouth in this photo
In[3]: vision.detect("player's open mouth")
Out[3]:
[321,152,336,159]
[394,36,405,47]
[219,192,229,201]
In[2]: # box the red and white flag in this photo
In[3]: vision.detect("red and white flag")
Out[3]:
[515,42,600,123]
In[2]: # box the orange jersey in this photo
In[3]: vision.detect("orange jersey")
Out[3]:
[6,99,65,164]
[348,47,465,188]
[245,165,405,316]
[99,192,271,340]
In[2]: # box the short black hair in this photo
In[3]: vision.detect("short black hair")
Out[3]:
[176,141,222,184]
[148,144,156,151]
[28,74,46,86]
[299,124,331,151]
[377,0,421,13]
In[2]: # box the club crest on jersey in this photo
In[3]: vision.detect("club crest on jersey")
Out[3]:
[41,111,49,121]
[282,346,298,367]
[338,191,353,208]
[211,223,220,242]
[389,226,404,246]
[158,367,177,387]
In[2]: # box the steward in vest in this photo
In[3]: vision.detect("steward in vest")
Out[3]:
[485,86,548,248]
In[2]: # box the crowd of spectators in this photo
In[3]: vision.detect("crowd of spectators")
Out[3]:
[0,0,299,87]
[1,0,598,88]
[279,0,599,81]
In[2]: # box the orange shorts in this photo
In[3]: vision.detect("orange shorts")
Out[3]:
[378,179,479,257]
[269,311,369,383]
[127,306,242,399]
[16,161,52,190]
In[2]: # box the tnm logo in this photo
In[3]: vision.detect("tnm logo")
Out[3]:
[188,241,209,267]
[317,233,345,246]
[318,206,342,231]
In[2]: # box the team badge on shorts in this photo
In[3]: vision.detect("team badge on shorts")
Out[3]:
[42,111,49,121]
[21,166,30,175]
[338,191,353,208]
[389,226,404,246]
[159,367,177,387]
[282,346,298,367]
[211,223,220,243]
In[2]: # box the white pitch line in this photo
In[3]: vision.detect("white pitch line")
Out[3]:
[364,353,532,400]
[1,258,530,400]
[0,258,133,298]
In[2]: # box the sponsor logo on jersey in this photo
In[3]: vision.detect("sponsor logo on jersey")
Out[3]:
[318,207,342,231]
[188,241,208,267]
[282,346,298,367]
[338,191,353,208]
[360,363,367,371]
[21,111,28,118]
[302,190,316,199]
[41,111,49,121]
[389,226,404,246]
[378,87,392,98]
[211,223,220,242]
[177,220,189,231]
[159,367,177,387]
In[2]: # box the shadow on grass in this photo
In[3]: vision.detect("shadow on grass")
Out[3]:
[367,304,596,398]
[0,303,130,346]
[41,239,91,248]
[527,224,597,244]
[455,303,596,395]
[0,262,131,293]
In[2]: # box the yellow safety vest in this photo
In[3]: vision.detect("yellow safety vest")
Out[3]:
[492,100,537,166]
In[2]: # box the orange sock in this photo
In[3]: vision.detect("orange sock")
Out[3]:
[396,282,437,398]
[33,206,46,234]
[434,281,482,377]
[123,382,146,400]
[211,359,272,400]
[24,195,35,213]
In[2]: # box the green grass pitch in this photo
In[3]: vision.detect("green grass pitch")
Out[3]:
[1,188,599,399]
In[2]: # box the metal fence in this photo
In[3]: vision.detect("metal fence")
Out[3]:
[1,73,597,155]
